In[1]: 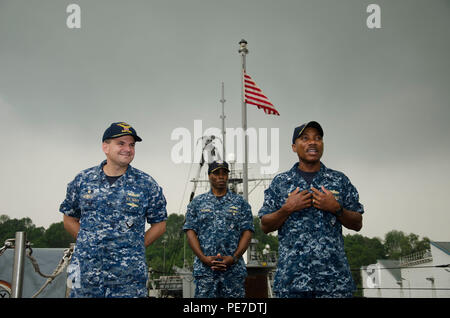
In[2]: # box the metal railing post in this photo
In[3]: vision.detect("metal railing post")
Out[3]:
[11,231,26,298]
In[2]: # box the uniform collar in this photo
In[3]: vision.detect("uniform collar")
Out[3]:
[289,161,327,178]
[97,160,135,185]
[208,188,233,202]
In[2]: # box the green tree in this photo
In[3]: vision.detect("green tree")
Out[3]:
[383,230,430,260]
[146,214,194,277]
[344,234,385,296]
[0,214,46,247]
[38,222,75,248]
[252,216,278,254]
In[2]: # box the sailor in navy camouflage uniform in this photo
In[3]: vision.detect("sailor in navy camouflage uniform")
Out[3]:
[183,161,254,298]
[60,122,167,298]
[259,121,364,298]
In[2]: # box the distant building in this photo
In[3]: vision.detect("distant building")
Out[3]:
[361,241,450,298]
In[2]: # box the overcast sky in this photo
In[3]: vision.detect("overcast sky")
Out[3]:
[0,0,449,242]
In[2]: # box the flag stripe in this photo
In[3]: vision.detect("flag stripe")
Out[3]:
[245,95,274,107]
[243,71,279,116]
[244,89,273,104]
[244,81,262,92]
[246,100,280,115]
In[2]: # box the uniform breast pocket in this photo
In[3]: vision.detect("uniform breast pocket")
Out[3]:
[124,191,145,214]
[125,201,141,214]
[197,211,213,231]
[80,190,96,211]
[121,209,143,235]
[327,188,341,203]
[199,211,213,222]
[122,193,145,231]
[224,212,239,233]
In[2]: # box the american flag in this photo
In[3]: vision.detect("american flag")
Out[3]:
[244,71,280,116]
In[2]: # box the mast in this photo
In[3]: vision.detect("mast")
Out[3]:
[239,39,249,201]
[220,82,226,161]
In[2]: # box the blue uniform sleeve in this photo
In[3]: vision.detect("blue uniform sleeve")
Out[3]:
[258,179,283,218]
[182,200,198,233]
[342,175,364,214]
[240,200,254,233]
[146,184,168,224]
[59,176,81,219]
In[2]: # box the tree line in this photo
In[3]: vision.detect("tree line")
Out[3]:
[0,214,430,296]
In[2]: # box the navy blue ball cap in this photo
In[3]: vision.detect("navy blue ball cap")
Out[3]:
[208,161,230,175]
[102,122,142,142]
[292,121,323,144]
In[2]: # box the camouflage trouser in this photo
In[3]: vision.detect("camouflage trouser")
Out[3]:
[194,275,246,298]
[69,283,147,298]
[67,261,147,298]
[275,290,353,298]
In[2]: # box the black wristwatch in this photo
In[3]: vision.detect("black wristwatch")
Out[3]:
[335,204,344,217]
[232,255,239,264]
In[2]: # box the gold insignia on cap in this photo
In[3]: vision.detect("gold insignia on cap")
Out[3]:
[117,122,132,133]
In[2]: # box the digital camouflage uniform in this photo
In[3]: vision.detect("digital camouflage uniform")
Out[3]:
[183,190,254,298]
[60,160,167,298]
[258,162,364,298]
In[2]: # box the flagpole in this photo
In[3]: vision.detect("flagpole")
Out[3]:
[239,39,249,201]
[220,82,226,161]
